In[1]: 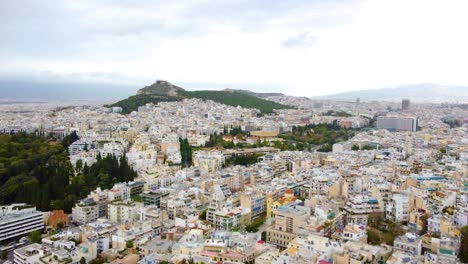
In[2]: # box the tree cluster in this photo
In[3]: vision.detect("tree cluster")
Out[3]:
[279,123,355,151]
[224,153,263,167]
[0,133,136,213]
[179,138,193,167]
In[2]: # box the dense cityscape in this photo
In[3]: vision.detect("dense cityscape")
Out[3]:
[0,86,467,264]
[2,1,468,263]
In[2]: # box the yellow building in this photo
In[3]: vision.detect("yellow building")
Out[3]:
[266,189,297,219]
[250,131,278,138]
[440,217,460,237]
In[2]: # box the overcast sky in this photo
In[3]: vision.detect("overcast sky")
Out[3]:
[1,0,468,96]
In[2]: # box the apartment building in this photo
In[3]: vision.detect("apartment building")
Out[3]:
[343,196,383,225]
[0,204,44,242]
[107,200,142,224]
[376,116,418,132]
[72,199,99,225]
[266,203,310,249]
[393,233,422,255]
[206,185,251,230]
[141,190,170,207]
[386,193,410,223]
[193,150,224,173]
[240,191,266,222]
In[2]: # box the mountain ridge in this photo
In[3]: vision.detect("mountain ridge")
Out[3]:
[315,83,468,103]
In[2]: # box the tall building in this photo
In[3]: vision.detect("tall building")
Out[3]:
[265,202,310,249]
[402,99,410,111]
[0,204,44,242]
[240,191,266,222]
[206,185,251,230]
[386,192,410,223]
[376,116,418,132]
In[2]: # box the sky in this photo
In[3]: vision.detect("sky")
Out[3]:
[1,0,468,96]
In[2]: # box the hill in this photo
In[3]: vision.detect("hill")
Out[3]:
[137,80,185,96]
[233,89,284,98]
[316,83,468,103]
[108,80,291,114]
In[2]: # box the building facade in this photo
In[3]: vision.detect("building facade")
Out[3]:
[0,204,44,242]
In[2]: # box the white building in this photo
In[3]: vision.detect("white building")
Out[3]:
[376,116,418,132]
[386,192,410,223]
[68,140,92,156]
[13,243,45,264]
[394,233,422,255]
[107,200,142,224]
[72,199,99,225]
[0,204,44,242]
[100,142,125,159]
[454,207,468,228]
[193,150,225,173]
[108,183,131,202]
[428,214,441,233]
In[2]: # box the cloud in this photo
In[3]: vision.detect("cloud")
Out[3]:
[283,32,319,48]
[1,0,468,96]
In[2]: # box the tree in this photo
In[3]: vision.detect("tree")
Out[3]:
[362,144,373,150]
[89,257,106,264]
[368,213,384,229]
[420,213,430,234]
[367,228,381,245]
[460,226,468,263]
[199,209,207,220]
[126,240,134,249]
[80,257,86,264]
[317,144,332,152]
[62,131,79,149]
[352,144,360,151]
[0,133,137,213]
[75,159,83,174]
[179,138,193,167]
[57,222,65,229]
[28,230,42,244]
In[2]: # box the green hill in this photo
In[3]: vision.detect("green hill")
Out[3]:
[108,80,291,114]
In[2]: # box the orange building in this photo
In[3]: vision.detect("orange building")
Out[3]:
[48,210,69,228]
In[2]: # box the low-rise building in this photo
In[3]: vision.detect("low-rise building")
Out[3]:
[394,233,422,255]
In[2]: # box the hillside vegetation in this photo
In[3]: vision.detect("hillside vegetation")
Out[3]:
[108,95,182,114]
[0,133,136,212]
[108,80,291,114]
[182,90,290,113]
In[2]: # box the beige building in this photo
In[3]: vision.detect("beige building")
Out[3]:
[108,200,143,224]
[266,203,310,248]
[333,241,392,264]
[193,150,224,173]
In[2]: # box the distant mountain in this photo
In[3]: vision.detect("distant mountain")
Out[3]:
[108,80,291,114]
[316,84,468,103]
[0,80,135,102]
